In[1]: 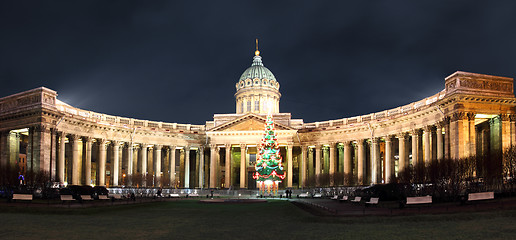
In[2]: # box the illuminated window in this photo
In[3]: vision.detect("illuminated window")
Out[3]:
[247,101,251,112]
[254,101,259,111]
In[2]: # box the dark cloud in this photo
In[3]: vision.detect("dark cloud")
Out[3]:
[1,1,516,124]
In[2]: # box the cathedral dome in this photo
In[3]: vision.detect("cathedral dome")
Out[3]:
[234,49,281,114]
[235,54,280,91]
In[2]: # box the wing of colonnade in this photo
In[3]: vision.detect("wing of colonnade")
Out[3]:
[296,71,516,186]
[0,87,206,188]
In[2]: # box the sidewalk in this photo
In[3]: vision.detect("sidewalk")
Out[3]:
[290,197,516,216]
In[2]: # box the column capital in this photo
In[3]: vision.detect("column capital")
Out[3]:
[225,144,232,149]
[240,143,246,149]
[371,137,380,144]
[384,135,394,142]
[328,142,336,148]
[209,144,217,149]
[83,136,93,143]
[411,129,422,136]
[466,112,475,120]
[111,140,120,146]
[169,145,177,150]
[34,124,50,133]
[154,144,162,150]
[397,132,408,141]
[451,111,467,121]
[500,113,512,121]
[184,146,190,151]
[70,134,81,141]
[198,145,204,151]
[423,125,434,132]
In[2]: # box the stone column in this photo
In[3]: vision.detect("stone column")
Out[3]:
[154,145,162,186]
[198,146,204,188]
[112,141,120,186]
[467,113,476,157]
[511,114,516,147]
[184,146,190,188]
[140,144,147,178]
[126,143,133,176]
[436,122,444,161]
[170,146,176,187]
[287,144,293,188]
[443,117,451,159]
[411,129,421,167]
[315,145,321,186]
[50,129,57,181]
[450,112,468,159]
[71,134,81,185]
[308,147,314,181]
[423,126,432,164]
[357,140,365,185]
[300,145,307,187]
[85,137,92,186]
[370,138,380,184]
[31,125,51,173]
[57,132,66,184]
[240,144,247,188]
[0,131,7,173]
[385,136,393,183]
[98,139,107,186]
[209,145,217,188]
[133,145,139,176]
[343,141,352,184]
[329,142,335,186]
[398,133,408,173]
[225,144,231,189]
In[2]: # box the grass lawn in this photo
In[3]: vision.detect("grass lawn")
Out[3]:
[0,200,515,240]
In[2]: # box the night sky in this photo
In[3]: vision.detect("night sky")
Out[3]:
[2,1,516,125]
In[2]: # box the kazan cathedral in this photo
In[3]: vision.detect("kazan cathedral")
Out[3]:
[1,48,516,190]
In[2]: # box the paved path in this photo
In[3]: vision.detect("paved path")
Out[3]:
[290,197,516,216]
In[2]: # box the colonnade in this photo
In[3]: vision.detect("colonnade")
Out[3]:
[297,121,450,186]
[2,114,514,189]
[54,132,206,188]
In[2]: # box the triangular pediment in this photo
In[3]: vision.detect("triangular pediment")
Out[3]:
[209,113,294,132]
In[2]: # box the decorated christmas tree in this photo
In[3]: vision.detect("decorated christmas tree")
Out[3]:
[253,113,285,195]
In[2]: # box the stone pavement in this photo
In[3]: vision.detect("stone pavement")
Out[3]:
[290,197,516,216]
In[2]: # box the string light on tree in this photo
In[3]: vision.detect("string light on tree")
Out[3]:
[253,112,285,195]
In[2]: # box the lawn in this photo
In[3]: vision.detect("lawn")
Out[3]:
[0,200,515,240]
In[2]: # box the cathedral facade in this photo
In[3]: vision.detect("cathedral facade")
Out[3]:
[1,50,515,189]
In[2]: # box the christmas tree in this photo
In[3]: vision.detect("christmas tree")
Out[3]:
[253,113,285,195]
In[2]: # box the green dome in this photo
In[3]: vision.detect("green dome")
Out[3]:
[235,55,280,91]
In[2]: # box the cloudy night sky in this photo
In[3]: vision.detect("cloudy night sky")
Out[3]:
[1,1,516,125]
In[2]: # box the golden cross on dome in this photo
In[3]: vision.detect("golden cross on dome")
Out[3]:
[255,38,260,56]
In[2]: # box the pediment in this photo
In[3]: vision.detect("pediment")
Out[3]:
[209,113,294,132]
